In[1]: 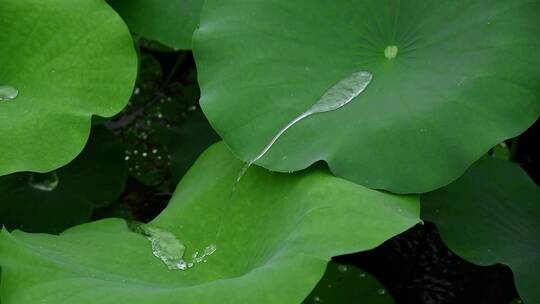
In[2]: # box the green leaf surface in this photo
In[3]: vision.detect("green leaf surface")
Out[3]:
[0,142,419,303]
[303,262,394,304]
[107,0,204,50]
[194,0,540,193]
[0,0,137,176]
[0,127,127,233]
[421,157,540,304]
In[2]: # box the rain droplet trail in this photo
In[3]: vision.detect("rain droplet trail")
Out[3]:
[234,71,373,185]
[0,85,18,101]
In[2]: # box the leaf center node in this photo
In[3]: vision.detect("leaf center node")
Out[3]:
[384,45,398,59]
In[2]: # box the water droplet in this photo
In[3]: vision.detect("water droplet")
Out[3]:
[130,224,217,271]
[0,85,19,101]
[134,87,140,95]
[125,156,130,161]
[193,244,217,263]
[337,265,348,273]
[308,71,373,114]
[137,224,186,270]
[28,172,59,191]
[377,288,386,295]
[204,244,217,255]
[235,71,373,185]
[142,152,148,157]
[235,162,252,184]
[152,149,158,154]
[176,260,187,270]
[359,272,366,278]
[384,45,398,59]
[313,296,321,303]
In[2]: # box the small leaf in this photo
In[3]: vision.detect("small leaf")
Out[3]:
[107,0,204,50]
[421,157,540,304]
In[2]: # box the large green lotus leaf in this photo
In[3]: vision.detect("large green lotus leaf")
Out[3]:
[0,127,127,233]
[421,157,540,304]
[0,0,137,176]
[107,0,204,50]
[303,262,394,304]
[194,0,540,193]
[0,142,419,304]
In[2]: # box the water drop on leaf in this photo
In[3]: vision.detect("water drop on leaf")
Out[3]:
[130,223,217,270]
[0,85,19,101]
[138,224,186,270]
[28,172,59,191]
[235,71,373,185]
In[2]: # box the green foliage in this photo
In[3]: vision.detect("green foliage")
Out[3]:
[0,127,127,233]
[0,0,137,176]
[304,262,394,304]
[194,0,540,193]
[107,0,204,50]
[0,143,419,303]
[422,157,540,304]
[1,0,539,302]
